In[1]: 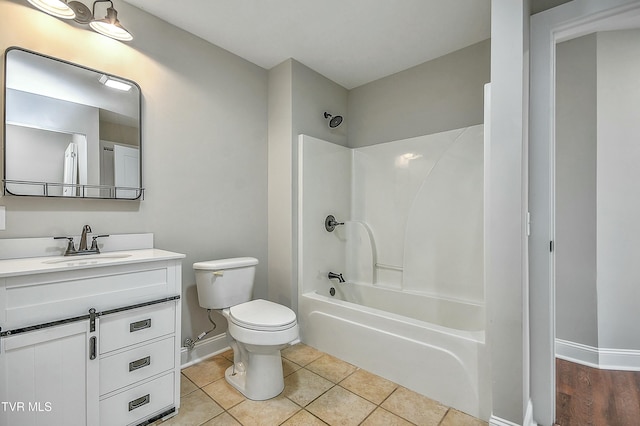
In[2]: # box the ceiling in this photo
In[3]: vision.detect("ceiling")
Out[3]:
[122,0,491,89]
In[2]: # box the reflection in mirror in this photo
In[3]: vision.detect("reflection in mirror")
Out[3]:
[3,47,142,199]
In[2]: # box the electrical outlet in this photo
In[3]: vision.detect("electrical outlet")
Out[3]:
[0,206,5,230]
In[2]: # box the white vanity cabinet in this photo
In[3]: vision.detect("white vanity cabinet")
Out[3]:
[0,247,184,426]
[98,301,179,426]
[0,320,100,426]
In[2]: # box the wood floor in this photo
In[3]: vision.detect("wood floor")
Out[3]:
[555,358,640,426]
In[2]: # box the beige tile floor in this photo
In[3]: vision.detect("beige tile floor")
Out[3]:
[157,343,487,426]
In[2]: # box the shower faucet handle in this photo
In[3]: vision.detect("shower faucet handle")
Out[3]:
[325,215,344,232]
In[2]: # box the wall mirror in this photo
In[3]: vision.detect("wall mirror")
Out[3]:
[3,47,142,199]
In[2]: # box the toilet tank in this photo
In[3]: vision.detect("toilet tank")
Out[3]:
[193,257,258,309]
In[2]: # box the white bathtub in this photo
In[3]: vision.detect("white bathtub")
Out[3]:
[298,284,490,421]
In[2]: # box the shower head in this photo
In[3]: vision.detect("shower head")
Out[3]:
[324,112,343,128]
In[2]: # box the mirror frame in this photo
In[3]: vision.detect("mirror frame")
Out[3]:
[2,47,143,200]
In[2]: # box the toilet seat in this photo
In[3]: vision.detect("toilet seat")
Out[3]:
[229,299,297,331]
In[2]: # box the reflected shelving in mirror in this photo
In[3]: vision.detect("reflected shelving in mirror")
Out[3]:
[3,47,143,200]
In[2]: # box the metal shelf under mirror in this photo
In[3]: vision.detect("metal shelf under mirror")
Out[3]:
[2,180,144,200]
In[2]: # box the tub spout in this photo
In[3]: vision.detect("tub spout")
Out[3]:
[328,272,345,283]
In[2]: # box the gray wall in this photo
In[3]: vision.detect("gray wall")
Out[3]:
[596,29,640,350]
[530,0,572,14]
[0,0,268,345]
[267,60,293,310]
[347,39,490,148]
[555,34,599,348]
[555,29,640,354]
[267,59,348,313]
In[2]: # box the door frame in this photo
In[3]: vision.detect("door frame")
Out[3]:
[529,1,640,424]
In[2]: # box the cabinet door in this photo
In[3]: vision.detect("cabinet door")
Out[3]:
[0,320,99,426]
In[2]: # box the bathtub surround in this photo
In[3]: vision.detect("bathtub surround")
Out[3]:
[299,127,484,305]
[352,126,484,300]
[297,128,488,420]
[329,281,485,332]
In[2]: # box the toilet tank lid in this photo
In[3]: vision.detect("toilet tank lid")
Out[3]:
[193,257,258,271]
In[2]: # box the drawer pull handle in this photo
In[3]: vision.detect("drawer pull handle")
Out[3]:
[128,394,150,411]
[89,336,97,360]
[130,318,151,332]
[129,356,151,372]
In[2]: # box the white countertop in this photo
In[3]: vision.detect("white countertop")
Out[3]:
[0,248,185,278]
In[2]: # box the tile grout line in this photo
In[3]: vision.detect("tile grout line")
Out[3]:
[176,345,485,426]
[436,408,451,426]
[374,387,420,426]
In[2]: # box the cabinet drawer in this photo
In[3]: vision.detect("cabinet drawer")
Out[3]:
[100,336,175,395]
[99,372,175,426]
[100,303,175,353]
[2,264,176,330]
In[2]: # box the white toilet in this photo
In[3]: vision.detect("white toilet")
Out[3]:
[193,257,299,400]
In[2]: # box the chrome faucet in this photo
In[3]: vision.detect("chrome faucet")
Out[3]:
[79,224,92,251]
[328,272,345,283]
[54,225,109,256]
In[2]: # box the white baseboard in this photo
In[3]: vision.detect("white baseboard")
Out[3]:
[180,333,230,369]
[489,400,536,426]
[524,399,537,426]
[556,338,640,371]
[555,339,599,368]
[599,347,640,371]
[490,415,521,426]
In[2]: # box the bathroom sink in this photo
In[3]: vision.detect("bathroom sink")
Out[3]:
[42,253,132,265]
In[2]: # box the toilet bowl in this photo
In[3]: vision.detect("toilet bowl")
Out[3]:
[223,299,299,400]
[193,258,299,400]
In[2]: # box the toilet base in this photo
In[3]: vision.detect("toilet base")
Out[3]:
[224,349,285,400]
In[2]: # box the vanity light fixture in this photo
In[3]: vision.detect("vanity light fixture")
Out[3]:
[27,0,76,19]
[27,0,133,42]
[89,0,133,41]
[99,74,132,91]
